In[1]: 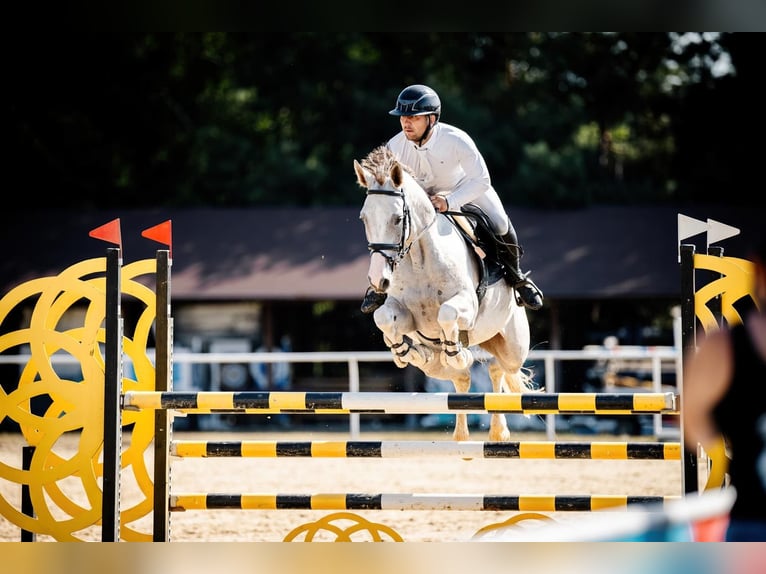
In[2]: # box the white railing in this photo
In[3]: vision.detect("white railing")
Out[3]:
[0,346,681,440]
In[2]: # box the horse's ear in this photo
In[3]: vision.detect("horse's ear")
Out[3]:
[390,162,404,188]
[354,160,369,188]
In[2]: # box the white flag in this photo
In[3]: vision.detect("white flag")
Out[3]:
[707,218,740,247]
[678,213,708,242]
[677,214,708,262]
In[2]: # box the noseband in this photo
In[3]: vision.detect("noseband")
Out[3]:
[365,188,411,266]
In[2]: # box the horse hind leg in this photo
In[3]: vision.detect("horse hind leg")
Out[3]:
[481,333,536,393]
[486,361,511,442]
[484,341,541,440]
[490,360,536,393]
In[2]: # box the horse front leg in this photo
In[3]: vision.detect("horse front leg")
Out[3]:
[374,299,432,368]
[436,292,477,371]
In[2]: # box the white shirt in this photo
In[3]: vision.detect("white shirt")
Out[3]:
[386,122,509,234]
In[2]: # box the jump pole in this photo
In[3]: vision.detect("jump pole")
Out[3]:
[170,439,682,460]
[122,390,678,415]
[168,493,680,512]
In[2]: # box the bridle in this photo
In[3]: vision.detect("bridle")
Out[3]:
[365,188,410,267]
[365,186,437,268]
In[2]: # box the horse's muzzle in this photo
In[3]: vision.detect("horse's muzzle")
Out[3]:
[367,251,393,293]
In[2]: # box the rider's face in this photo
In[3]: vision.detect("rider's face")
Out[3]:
[400,115,432,142]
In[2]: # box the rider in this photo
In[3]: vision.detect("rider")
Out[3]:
[361,84,544,314]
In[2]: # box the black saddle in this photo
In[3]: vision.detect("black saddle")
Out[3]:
[444,204,505,302]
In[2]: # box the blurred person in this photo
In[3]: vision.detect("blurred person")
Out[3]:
[360,84,543,314]
[251,335,292,391]
[251,335,292,427]
[683,233,766,541]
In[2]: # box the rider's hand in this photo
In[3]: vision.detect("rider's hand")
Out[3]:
[430,195,448,213]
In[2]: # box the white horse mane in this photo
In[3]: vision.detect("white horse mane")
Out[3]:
[357,145,416,186]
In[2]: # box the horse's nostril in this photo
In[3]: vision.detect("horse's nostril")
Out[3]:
[380,278,389,291]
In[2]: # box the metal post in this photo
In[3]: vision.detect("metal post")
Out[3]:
[21,446,35,541]
[348,358,360,438]
[679,244,698,494]
[102,247,123,541]
[153,250,172,541]
[544,355,556,440]
[708,246,724,328]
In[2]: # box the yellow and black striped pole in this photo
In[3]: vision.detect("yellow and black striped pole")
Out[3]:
[170,439,681,460]
[123,391,678,415]
[170,493,681,512]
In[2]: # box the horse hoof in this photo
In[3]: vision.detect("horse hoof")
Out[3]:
[400,345,431,369]
[489,428,511,442]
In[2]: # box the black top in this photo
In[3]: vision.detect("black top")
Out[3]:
[713,322,766,520]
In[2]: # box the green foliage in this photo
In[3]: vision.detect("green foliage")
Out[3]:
[9,32,758,209]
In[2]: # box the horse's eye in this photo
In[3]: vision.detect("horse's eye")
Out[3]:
[395,215,403,225]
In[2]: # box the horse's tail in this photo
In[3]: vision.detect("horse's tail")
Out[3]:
[499,366,538,393]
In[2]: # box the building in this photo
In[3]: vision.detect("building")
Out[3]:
[0,203,761,397]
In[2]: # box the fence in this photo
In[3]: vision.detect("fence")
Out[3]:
[0,345,680,441]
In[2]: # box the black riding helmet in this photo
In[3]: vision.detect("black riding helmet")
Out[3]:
[389,84,441,122]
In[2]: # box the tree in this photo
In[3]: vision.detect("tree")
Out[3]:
[7,33,757,210]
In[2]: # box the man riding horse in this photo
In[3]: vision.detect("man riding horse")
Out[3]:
[361,84,544,314]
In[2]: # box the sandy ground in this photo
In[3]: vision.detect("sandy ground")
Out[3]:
[0,426,683,543]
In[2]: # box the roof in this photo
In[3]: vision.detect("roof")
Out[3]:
[0,204,762,302]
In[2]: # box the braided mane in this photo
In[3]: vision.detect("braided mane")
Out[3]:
[360,145,414,185]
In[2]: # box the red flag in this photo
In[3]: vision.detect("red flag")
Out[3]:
[89,218,122,247]
[141,220,172,256]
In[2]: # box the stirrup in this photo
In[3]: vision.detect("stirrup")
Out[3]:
[512,275,543,311]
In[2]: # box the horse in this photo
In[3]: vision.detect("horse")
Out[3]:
[354,145,536,442]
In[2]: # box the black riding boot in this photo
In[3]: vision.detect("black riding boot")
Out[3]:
[497,223,544,310]
[361,287,388,314]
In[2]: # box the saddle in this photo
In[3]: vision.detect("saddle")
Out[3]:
[444,204,506,303]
